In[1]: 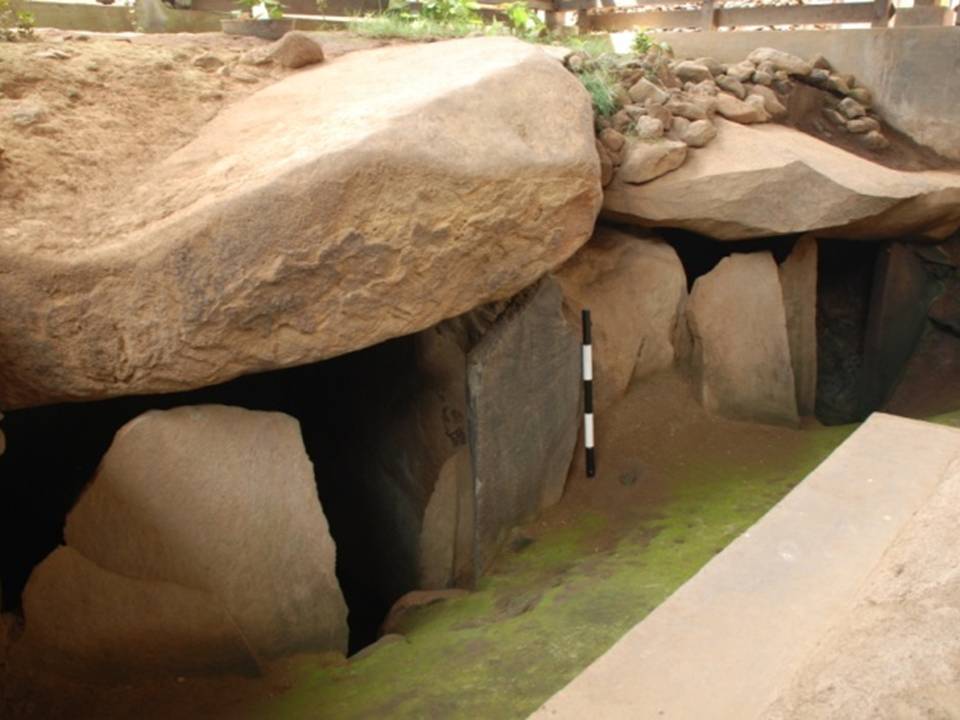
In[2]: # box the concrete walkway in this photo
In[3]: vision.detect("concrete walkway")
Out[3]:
[531,413,960,720]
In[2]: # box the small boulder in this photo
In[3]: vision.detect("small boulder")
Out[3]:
[823,107,847,127]
[715,92,768,124]
[268,31,325,69]
[674,61,713,84]
[634,116,665,140]
[665,97,707,121]
[846,116,880,134]
[823,74,851,95]
[726,60,756,83]
[716,75,746,100]
[680,119,717,148]
[695,56,725,77]
[847,86,872,107]
[861,130,890,152]
[688,79,718,96]
[747,84,786,118]
[612,109,633,133]
[747,47,812,76]
[752,69,773,86]
[8,103,48,127]
[839,97,867,119]
[618,139,688,184]
[599,128,626,155]
[629,77,670,105]
[192,53,224,70]
[646,102,674,130]
[810,53,832,71]
[687,252,799,427]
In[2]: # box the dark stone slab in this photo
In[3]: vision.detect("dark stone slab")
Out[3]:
[467,277,581,576]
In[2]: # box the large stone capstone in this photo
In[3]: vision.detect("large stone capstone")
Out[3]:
[687,253,799,427]
[0,37,601,409]
[20,405,348,680]
[603,119,960,241]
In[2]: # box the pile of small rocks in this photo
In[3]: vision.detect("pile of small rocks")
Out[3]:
[567,46,888,186]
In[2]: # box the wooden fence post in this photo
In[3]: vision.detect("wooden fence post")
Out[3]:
[871,0,893,27]
[700,0,718,30]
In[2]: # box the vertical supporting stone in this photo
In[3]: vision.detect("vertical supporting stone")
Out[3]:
[700,0,719,30]
[468,278,580,576]
[779,235,819,417]
[856,243,935,417]
[687,252,799,427]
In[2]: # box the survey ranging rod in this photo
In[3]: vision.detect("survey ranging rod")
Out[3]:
[582,309,596,478]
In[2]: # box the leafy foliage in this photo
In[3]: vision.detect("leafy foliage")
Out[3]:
[385,0,481,23]
[0,0,34,42]
[233,0,285,19]
[499,1,544,39]
[578,66,619,117]
[631,29,652,55]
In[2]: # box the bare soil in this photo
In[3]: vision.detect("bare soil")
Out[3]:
[782,82,957,173]
[0,29,387,238]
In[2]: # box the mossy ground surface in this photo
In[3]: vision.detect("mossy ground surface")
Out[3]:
[247,374,861,720]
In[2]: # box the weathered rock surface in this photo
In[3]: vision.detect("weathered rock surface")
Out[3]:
[555,227,687,411]
[779,236,818,416]
[855,243,937,417]
[930,280,960,336]
[468,278,580,574]
[618,139,687,184]
[604,119,960,241]
[747,47,812,77]
[0,37,601,409]
[21,405,348,679]
[715,92,768,123]
[380,589,468,636]
[21,546,258,681]
[267,31,325,69]
[687,253,799,426]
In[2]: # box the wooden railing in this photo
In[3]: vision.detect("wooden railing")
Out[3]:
[570,0,896,32]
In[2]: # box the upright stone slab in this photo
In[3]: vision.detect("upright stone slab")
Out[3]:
[555,227,687,412]
[23,405,348,680]
[468,278,580,575]
[779,235,818,416]
[687,253,799,426]
[856,243,936,416]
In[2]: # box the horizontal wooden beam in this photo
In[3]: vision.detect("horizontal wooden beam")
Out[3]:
[587,0,878,30]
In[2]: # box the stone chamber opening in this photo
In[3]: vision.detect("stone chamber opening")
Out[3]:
[1,276,583,663]
[2,334,451,655]
[658,227,953,426]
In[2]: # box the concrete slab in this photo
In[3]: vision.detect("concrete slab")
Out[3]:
[531,413,960,720]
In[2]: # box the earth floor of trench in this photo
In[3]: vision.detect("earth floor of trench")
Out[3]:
[7,368,960,720]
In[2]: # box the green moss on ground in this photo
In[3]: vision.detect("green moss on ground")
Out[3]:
[249,422,855,720]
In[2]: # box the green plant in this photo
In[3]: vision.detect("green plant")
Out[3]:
[500,0,544,39]
[233,0,285,19]
[631,29,652,55]
[0,0,34,41]
[578,66,619,117]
